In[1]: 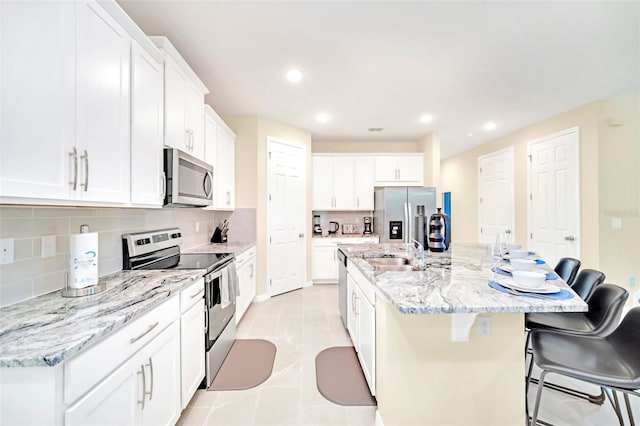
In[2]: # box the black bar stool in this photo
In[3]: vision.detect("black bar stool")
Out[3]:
[529,307,640,426]
[553,257,581,286]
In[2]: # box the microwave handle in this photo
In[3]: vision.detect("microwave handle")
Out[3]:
[203,171,213,198]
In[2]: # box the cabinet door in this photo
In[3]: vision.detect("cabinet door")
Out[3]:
[346,274,360,350]
[204,113,218,172]
[180,301,205,409]
[358,297,376,396]
[236,255,257,323]
[396,155,423,184]
[354,157,374,210]
[65,357,140,426]
[184,82,204,160]
[141,322,181,426]
[312,156,334,210]
[332,157,355,210]
[164,58,187,150]
[131,42,164,206]
[374,156,398,182]
[312,245,339,281]
[0,1,74,201]
[75,0,131,203]
[215,128,235,209]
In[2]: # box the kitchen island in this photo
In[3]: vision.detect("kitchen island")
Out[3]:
[339,243,587,426]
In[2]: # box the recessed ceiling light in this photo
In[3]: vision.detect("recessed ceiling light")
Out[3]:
[467,133,473,137]
[420,114,433,123]
[286,69,303,83]
[484,122,497,131]
[316,112,330,124]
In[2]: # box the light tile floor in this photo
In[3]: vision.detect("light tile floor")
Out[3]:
[177,284,638,426]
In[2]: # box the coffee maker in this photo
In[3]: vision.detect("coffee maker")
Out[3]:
[363,217,373,234]
[313,215,322,235]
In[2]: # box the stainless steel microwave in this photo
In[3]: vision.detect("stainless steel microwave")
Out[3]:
[164,148,214,207]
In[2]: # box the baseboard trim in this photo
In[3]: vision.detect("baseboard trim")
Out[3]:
[253,293,270,303]
[375,410,384,426]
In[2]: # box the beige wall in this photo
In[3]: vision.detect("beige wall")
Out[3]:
[312,140,421,153]
[226,115,312,297]
[420,132,441,191]
[441,90,640,303]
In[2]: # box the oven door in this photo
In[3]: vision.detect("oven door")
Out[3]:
[204,264,236,350]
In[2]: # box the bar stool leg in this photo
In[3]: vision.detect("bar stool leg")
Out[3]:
[623,392,635,426]
[605,388,624,426]
[531,370,549,426]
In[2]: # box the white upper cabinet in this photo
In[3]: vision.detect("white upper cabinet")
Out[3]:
[75,1,131,204]
[312,155,373,211]
[374,154,423,186]
[150,36,208,161]
[130,41,164,206]
[354,156,375,210]
[0,1,131,205]
[0,1,75,201]
[204,105,236,211]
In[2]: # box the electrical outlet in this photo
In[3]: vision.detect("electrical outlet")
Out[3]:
[612,218,622,230]
[478,315,491,337]
[0,238,15,265]
[195,221,200,232]
[630,276,636,287]
[42,235,56,258]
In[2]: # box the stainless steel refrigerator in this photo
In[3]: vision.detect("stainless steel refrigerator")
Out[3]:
[373,187,437,244]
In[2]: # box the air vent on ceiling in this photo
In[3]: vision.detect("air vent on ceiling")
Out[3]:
[368,127,384,132]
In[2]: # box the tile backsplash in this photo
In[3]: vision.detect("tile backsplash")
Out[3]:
[0,205,220,307]
[311,211,374,236]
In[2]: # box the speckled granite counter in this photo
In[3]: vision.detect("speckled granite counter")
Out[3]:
[0,269,203,367]
[186,241,255,255]
[339,242,588,315]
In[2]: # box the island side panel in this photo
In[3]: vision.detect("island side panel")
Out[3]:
[376,299,525,426]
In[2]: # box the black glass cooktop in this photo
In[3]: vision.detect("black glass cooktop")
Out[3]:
[175,253,233,272]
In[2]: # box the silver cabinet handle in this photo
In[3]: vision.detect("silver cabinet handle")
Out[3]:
[185,130,191,150]
[190,289,204,299]
[80,149,89,191]
[351,290,355,312]
[564,235,576,241]
[355,294,359,316]
[357,196,359,208]
[138,364,146,409]
[130,322,159,344]
[146,357,154,400]
[226,191,230,205]
[69,148,78,190]
[249,264,254,278]
[160,172,166,201]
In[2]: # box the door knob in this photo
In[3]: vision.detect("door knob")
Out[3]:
[505,229,512,234]
[299,233,304,238]
[564,235,576,241]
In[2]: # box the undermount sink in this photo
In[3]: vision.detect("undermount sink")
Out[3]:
[366,257,411,266]
[373,264,419,272]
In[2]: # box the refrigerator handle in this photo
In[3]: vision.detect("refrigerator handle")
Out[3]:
[407,202,412,244]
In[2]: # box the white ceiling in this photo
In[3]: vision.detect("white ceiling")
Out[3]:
[118,1,640,158]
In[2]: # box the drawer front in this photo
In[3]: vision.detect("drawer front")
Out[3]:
[64,296,180,404]
[180,277,205,313]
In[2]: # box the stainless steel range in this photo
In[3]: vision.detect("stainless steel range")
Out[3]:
[122,228,237,388]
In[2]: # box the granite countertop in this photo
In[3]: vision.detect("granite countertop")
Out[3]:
[339,243,588,315]
[185,242,255,255]
[0,269,204,368]
[312,233,380,239]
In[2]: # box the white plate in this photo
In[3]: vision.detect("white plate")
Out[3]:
[503,254,539,261]
[498,264,548,275]
[499,280,560,294]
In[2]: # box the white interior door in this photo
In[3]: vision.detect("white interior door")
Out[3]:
[478,148,515,244]
[528,127,580,266]
[268,138,306,297]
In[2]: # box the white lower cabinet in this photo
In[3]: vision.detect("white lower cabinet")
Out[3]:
[312,237,379,283]
[180,279,205,409]
[346,264,376,396]
[65,321,181,426]
[235,246,257,324]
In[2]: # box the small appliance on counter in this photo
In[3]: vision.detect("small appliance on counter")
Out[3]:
[328,221,339,235]
[342,223,358,234]
[211,220,229,243]
[62,224,105,298]
[363,217,373,234]
[428,208,451,251]
[313,215,322,235]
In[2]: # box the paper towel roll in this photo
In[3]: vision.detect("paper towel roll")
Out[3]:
[69,225,99,289]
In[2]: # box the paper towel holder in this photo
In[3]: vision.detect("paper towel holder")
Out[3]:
[61,272,106,298]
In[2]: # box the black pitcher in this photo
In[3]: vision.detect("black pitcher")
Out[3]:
[428,208,450,252]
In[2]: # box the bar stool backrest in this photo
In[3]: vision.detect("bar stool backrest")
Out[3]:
[554,257,581,286]
[570,269,605,301]
[584,284,629,335]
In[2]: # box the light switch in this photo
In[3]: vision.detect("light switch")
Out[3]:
[612,218,622,229]
[0,238,15,265]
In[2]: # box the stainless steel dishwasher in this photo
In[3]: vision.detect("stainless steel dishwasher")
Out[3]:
[337,248,348,328]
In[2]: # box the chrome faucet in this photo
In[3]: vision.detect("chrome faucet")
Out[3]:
[407,238,425,265]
